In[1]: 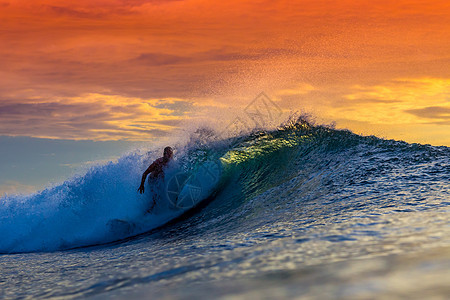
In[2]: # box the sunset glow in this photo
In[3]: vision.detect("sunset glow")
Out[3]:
[1,0,449,144]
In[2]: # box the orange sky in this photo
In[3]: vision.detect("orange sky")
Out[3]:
[1,0,449,144]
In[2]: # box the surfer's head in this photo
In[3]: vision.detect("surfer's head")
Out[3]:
[163,146,173,161]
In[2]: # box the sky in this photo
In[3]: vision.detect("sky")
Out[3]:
[1,0,449,194]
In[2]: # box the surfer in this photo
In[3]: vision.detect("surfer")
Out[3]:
[138,146,173,212]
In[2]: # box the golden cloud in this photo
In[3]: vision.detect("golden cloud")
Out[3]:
[0,93,191,141]
[333,78,450,125]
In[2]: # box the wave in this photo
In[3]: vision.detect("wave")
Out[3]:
[1,118,448,253]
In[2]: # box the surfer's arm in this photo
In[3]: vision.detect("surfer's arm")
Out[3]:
[138,163,156,194]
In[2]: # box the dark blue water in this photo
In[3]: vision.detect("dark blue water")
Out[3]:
[1,119,449,299]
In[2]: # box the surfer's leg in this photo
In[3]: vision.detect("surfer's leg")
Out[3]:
[146,193,157,213]
[146,178,164,213]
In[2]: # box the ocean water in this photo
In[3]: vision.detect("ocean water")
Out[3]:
[1,119,449,299]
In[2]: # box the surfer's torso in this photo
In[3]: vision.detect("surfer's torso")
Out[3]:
[148,157,169,179]
[138,147,173,195]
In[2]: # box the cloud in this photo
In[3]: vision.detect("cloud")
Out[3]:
[0,180,37,196]
[6,0,185,20]
[44,5,104,18]
[0,94,192,141]
[271,78,450,146]
[405,106,450,124]
[132,53,188,66]
[327,78,450,125]
[131,47,297,67]
[152,99,194,116]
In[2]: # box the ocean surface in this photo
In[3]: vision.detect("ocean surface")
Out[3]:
[1,119,449,299]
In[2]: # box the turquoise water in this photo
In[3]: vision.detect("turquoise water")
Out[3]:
[1,120,449,299]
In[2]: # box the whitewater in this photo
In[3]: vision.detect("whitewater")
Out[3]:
[0,119,449,299]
